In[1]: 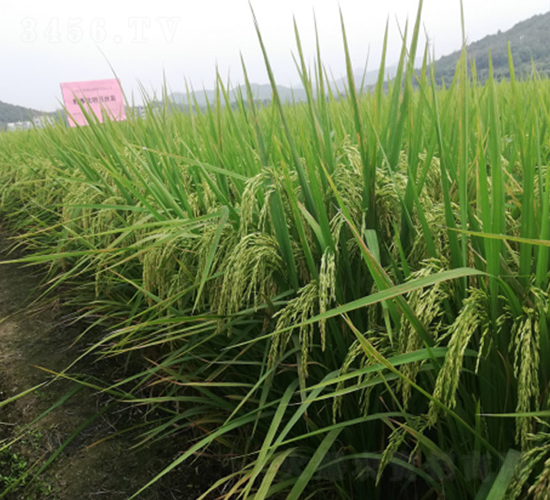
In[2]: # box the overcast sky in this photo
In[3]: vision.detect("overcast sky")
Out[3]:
[2,0,550,112]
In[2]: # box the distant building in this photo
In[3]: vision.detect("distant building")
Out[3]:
[7,121,33,131]
[6,115,55,132]
[137,107,146,119]
[131,105,163,120]
[32,115,55,127]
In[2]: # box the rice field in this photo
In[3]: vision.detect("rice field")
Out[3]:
[1,5,550,499]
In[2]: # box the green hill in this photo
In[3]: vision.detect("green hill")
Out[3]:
[433,11,550,84]
[0,101,45,130]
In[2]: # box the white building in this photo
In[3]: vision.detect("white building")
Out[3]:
[6,121,33,131]
[6,115,55,132]
[32,115,55,127]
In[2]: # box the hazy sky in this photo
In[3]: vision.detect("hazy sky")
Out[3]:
[2,0,550,111]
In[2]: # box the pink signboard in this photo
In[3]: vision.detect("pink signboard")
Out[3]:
[60,79,126,127]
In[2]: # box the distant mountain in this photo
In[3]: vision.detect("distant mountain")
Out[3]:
[331,63,401,94]
[169,13,550,106]
[168,60,408,106]
[433,11,550,84]
[7,13,546,127]
[170,83,308,109]
[168,67,403,108]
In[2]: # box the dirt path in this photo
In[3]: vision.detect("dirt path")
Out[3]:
[0,229,227,499]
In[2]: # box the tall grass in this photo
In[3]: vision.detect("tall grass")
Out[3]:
[1,3,550,498]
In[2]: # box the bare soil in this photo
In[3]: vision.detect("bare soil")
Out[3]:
[0,228,229,499]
